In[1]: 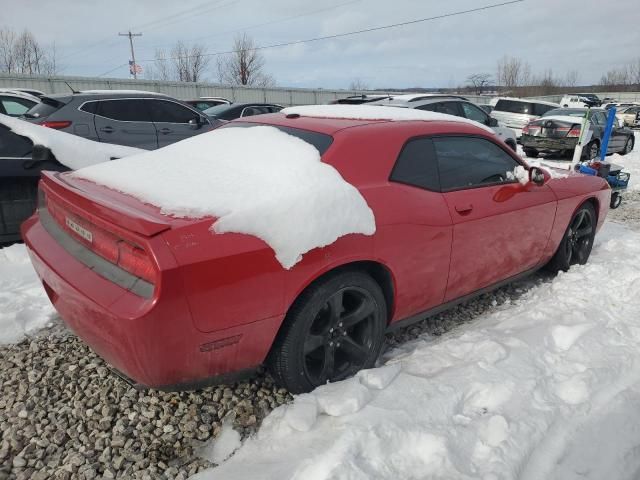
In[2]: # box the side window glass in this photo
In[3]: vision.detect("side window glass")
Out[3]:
[390,138,439,191]
[1,98,33,116]
[79,101,98,114]
[434,137,519,190]
[148,100,197,123]
[97,99,151,122]
[435,102,461,116]
[460,103,489,124]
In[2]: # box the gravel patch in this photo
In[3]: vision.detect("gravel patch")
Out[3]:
[1,200,637,479]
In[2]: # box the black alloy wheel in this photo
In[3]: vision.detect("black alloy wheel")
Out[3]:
[268,271,386,394]
[546,202,596,272]
[620,136,634,155]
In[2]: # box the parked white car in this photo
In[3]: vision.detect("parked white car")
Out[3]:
[368,94,519,151]
[560,93,602,108]
[490,97,559,138]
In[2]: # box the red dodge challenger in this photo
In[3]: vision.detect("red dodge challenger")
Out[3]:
[22,110,610,393]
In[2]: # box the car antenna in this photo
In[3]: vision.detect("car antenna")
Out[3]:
[64,81,79,94]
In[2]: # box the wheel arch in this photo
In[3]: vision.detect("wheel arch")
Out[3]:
[287,260,396,325]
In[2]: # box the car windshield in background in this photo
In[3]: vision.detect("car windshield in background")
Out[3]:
[23,98,64,119]
[221,122,333,155]
[543,108,587,117]
[202,104,235,117]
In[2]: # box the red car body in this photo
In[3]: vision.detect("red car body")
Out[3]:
[22,114,611,389]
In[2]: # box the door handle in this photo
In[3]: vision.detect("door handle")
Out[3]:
[99,126,114,133]
[159,128,172,134]
[455,204,473,215]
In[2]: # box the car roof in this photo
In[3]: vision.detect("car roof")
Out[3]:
[369,94,467,106]
[494,96,559,107]
[0,89,41,103]
[234,106,492,137]
[43,90,171,101]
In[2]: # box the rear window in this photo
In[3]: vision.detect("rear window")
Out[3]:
[222,122,333,155]
[494,100,531,114]
[532,104,556,116]
[23,97,64,119]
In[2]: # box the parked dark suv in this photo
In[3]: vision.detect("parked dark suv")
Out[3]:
[23,91,221,149]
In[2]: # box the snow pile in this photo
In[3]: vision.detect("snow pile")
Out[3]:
[281,105,495,133]
[197,421,242,465]
[75,126,375,269]
[0,244,56,345]
[609,131,639,191]
[192,222,640,479]
[0,114,143,170]
[506,165,529,184]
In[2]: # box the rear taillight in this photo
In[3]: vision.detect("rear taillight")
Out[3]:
[567,126,582,137]
[45,194,156,285]
[522,123,541,136]
[41,120,72,129]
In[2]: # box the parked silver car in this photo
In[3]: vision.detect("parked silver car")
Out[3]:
[22,90,221,149]
[489,97,559,138]
[368,94,518,151]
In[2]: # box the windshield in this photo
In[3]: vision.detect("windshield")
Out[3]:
[221,122,333,155]
[543,108,587,117]
[202,104,235,117]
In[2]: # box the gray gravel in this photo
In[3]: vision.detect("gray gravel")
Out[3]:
[1,197,638,479]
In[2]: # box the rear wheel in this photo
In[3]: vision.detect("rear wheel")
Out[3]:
[583,141,600,160]
[268,271,386,394]
[545,202,596,272]
[620,136,634,156]
[523,147,539,158]
[610,192,622,209]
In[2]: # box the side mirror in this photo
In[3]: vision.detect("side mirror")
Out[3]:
[487,117,498,127]
[529,166,547,186]
[31,144,56,162]
[188,117,203,129]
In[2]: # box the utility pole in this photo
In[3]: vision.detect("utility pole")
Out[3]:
[118,31,142,79]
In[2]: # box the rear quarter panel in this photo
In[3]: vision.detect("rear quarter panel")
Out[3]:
[540,172,610,263]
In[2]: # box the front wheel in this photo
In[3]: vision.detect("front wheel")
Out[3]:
[545,202,596,272]
[268,271,387,394]
[620,136,634,156]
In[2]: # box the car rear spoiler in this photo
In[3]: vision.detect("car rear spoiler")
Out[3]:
[40,171,171,237]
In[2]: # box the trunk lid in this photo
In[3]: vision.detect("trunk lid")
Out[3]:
[40,171,183,237]
[526,116,582,138]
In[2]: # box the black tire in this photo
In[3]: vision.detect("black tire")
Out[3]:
[620,136,634,156]
[610,192,622,209]
[583,141,600,160]
[506,140,517,152]
[545,202,597,273]
[523,147,539,158]
[268,270,386,394]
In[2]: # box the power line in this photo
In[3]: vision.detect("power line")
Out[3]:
[99,0,525,77]
[146,0,362,52]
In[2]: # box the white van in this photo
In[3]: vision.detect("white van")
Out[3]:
[560,93,602,108]
[490,97,559,138]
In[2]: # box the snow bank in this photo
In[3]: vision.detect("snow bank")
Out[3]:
[609,131,639,191]
[0,244,56,345]
[75,126,375,269]
[0,114,143,170]
[281,105,495,133]
[192,221,640,479]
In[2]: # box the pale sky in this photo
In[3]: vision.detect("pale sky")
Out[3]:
[3,0,638,89]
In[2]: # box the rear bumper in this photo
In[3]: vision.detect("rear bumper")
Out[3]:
[521,135,578,151]
[22,214,282,389]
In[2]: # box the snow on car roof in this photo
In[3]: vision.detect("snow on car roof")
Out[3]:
[75,125,375,269]
[0,89,41,103]
[281,105,495,133]
[493,96,560,107]
[0,114,143,169]
[79,90,167,96]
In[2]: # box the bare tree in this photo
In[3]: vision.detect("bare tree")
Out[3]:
[466,73,493,95]
[0,27,57,75]
[565,70,579,87]
[496,55,532,92]
[216,33,274,87]
[349,78,369,91]
[149,42,210,82]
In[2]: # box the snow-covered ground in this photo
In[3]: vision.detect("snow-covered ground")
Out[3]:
[0,244,56,345]
[193,220,640,480]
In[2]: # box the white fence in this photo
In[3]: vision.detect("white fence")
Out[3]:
[2,73,639,106]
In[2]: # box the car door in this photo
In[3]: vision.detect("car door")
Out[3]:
[603,111,630,152]
[147,99,208,147]
[434,136,557,302]
[93,99,158,149]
